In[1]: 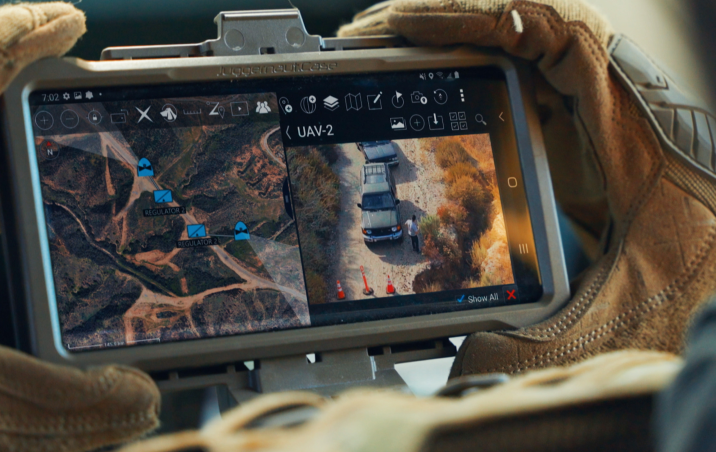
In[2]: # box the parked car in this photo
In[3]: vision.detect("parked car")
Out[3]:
[357,141,399,166]
[357,163,402,243]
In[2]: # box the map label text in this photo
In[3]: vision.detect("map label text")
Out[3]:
[175,237,220,248]
[143,206,187,217]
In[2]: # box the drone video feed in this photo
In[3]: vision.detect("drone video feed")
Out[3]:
[287,134,515,304]
[36,94,310,350]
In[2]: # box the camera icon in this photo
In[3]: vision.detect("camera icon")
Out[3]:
[410,91,428,105]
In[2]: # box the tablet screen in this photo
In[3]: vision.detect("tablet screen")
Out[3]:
[29,68,541,351]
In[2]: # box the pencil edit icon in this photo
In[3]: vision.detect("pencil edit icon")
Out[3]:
[367,92,382,110]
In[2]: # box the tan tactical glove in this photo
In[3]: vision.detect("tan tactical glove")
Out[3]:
[339,0,716,377]
[117,351,682,452]
[0,3,161,451]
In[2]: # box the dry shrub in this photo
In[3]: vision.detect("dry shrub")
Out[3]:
[423,281,443,294]
[287,147,341,303]
[457,133,495,174]
[446,176,492,216]
[470,239,488,270]
[435,139,470,169]
[305,271,328,304]
[462,278,481,289]
[479,271,503,287]
[288,148,341,234]
[444,162,481,184]
[421,236,444,266]
[438,204,469,236]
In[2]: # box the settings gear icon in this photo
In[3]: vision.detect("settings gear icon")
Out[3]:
[62,92,70,101]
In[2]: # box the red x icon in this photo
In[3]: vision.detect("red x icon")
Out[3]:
[506,290,517,300]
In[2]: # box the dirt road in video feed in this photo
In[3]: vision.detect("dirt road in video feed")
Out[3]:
[323,141,447,300]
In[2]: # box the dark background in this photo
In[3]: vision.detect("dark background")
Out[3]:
[56,0,379,61]
[691,0,716,107]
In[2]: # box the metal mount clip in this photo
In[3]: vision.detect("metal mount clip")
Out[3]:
[101,9,324,60]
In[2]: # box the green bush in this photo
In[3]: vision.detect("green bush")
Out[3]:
[419,214,442,242]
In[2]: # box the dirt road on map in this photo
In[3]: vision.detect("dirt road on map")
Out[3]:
[326,139,447,301]
[97,127,310,341]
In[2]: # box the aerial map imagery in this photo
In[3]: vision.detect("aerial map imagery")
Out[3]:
[35,93,309,351]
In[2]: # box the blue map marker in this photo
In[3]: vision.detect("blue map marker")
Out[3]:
[234,221,250,241]
[153,190,172,203]
[137,158,154,177]
[187,224,207,238]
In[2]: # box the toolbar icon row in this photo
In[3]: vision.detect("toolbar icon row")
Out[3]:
[60,91,93,101]
[390,113,446,132]
[283,89,447,115]
[35,101,262,129]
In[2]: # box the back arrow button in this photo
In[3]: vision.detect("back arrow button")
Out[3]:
[285,125,291,139]
[499,112,505,122]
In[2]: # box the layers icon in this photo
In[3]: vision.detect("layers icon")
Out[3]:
[323,95,339,111]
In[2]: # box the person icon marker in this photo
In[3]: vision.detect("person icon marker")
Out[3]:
[137,158,154,177]
[234,221,250,241]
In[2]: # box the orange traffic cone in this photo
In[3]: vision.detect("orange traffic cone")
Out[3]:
[386,275,396,294]
[336,280,346,300]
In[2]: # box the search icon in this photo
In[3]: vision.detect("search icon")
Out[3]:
[475,114,487,126]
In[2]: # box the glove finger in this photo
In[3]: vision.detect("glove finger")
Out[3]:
[0,2,85,93]
[337,1,394,37]
[0,347,160,451]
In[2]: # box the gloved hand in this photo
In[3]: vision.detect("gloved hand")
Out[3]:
[339,0,716,377]
[117,351,682,452]
[0,3,161,451]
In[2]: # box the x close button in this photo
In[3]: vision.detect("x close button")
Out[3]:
[503,286,519,302]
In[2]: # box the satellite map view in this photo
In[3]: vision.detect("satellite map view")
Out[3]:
[36,94,310,350]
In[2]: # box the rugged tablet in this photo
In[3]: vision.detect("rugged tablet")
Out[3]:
[0,9,568,394]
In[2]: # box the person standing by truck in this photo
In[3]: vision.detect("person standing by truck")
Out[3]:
[405,215,420,253]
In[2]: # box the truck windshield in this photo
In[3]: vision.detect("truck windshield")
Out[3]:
[362,193,395,210]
